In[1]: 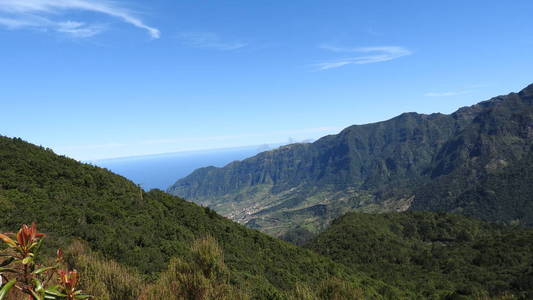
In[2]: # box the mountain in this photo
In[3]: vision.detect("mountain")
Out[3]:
[305,211,533,299]
[3,135,530,298]
[0,135,405,298]
[168,84,533,237]
[410,86,533,223]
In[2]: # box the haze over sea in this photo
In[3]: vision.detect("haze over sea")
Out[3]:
[93,144,280,190]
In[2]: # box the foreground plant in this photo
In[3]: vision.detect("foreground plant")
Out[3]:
[0,223,91,300]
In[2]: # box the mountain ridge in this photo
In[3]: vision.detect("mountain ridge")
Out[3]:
[168,84,533,236]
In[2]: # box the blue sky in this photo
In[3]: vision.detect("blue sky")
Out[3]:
[1,0,532,160]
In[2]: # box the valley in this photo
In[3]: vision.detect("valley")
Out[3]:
[169,84,533,238]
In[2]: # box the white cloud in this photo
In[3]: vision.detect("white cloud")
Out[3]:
[56,20,105,37]
[0,16,37,28]
[0,0,159,38]
[178,32,246,50]
[316,45,412,70]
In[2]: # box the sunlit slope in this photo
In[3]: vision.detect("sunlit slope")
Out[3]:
[0,135,406,298]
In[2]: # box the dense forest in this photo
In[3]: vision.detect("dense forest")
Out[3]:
[0,135,405,299]
[306,212,533,299]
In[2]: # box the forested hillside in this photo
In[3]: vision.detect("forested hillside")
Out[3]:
[169,84,533,236]
[0,135,404,299]
[306,212,533,299]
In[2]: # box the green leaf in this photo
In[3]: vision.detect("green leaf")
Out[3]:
[74,295,92,299]
[0,267,17,273]
[22,256,33,265]
[33,266,55,275]
[30,289,44,300]
[30,239,44,255]
[44,288,67,297]
[33,278,44,292]
[0,279,16,300]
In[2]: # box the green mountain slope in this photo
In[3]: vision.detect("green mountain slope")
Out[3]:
[305,211,533,299]
[168,84,533,236]
[0,136,405,298]
[411,86,533,225]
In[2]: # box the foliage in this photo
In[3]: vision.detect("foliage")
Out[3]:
[306,212,533,299]
[139,236,246,300]
[64,241,144,300]
[0,223,90,300]
[0,136,405,299]
[63,237,377,300]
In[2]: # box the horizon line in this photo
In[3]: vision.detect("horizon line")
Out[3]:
[89,141,298,163]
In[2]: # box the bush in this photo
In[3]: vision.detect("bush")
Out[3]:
[0,223,90,300]
[64,240,144,300]
[139,236,249,300]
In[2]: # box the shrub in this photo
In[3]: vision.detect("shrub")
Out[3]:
[0,223,91,300]
[139,236,249,300]
[64,240,144,300]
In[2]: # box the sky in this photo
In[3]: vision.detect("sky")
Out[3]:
[1,0,532,161]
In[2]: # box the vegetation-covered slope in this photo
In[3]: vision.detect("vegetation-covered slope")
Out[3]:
[306,212,533,299]
[411,86,533,225]
[0,136,405,298]
[169,84,533,236]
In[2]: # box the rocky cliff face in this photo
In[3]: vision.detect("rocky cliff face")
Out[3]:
[168,84,533,236]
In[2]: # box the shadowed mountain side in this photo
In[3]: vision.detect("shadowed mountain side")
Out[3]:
[169,84,533,237]
[305,211,533,298]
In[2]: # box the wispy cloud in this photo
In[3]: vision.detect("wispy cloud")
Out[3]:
[56,21,106,38]
[177,32,247,50]
[316,45,412,70]
[0,0,159,38]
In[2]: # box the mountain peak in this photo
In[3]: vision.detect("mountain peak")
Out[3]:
[519,83,533,97]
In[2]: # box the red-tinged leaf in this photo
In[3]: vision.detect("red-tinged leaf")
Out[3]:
[16,229,24,246]
[0,234,15,247]
[31,223,37,237]
[56,249,63,260]
[70,271,78,287]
